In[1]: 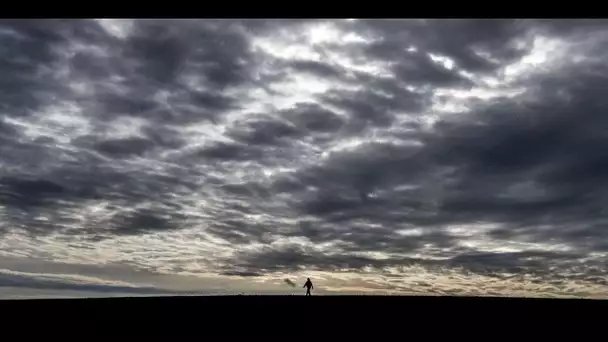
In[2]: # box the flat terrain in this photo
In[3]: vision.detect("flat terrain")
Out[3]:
[4,295,605,334]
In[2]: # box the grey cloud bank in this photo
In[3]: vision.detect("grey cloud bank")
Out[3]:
[1,19,608,298]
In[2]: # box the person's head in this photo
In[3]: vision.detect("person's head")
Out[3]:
[307,278,311,281]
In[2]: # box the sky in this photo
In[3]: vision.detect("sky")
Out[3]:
[1,19,608,299]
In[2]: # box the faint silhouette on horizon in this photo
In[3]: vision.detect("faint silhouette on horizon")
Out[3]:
[303,277,314,296]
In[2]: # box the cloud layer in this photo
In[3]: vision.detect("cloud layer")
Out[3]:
[1,19,608,298]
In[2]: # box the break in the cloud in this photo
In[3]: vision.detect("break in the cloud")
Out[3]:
[1,18,608,298]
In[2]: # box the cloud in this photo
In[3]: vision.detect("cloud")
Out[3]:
[2,19,608,298]
[0,268,169,295]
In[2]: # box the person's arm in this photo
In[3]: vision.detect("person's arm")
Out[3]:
[311,283,314,289]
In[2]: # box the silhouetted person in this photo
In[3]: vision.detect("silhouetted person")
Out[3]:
[303,278,314,296]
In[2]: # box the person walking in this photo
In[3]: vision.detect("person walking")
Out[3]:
[303,278,314,296]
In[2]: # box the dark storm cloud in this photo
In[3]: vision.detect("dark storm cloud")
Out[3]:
[320,90,398,129]
[93,137,157,158]
[195,141,264,161]
[226,113,302,146]
[0,176,97,214]
[359,19,533,73]
[229,244,452,276]
[288,60,346,79]
[273,140,433,213]
[3,19,608,296]
[0,20,71,116]
[120,19,255,89]
[391,49,471,87]
[415,76,608,233]
[75,21,252,126]
[0,20,260,215]
[282,103,345,133]
[0,177,66,204]
[0,118,19,138]
[231,246,381,273]
[214,20,608,287]
[110,210,177,235]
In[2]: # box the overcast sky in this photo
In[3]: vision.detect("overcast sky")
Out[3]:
[1,19,608,298]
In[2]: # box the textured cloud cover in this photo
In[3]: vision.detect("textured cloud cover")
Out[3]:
[2,19,608,298]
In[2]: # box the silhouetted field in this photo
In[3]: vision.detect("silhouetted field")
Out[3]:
[3,294,606,334]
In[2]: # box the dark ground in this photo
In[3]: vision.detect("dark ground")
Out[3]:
[3,295,605,335]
